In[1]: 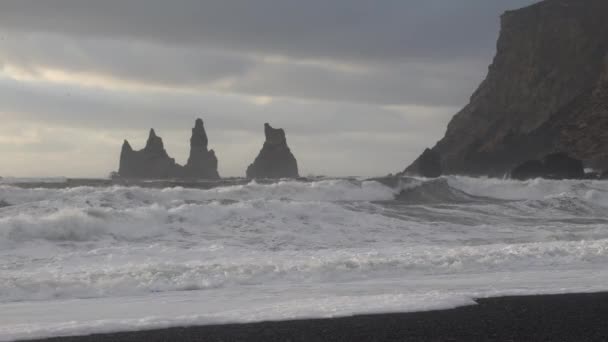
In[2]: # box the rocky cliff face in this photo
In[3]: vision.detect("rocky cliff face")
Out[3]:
[246,123,299,179]
[118,119,220,179]
[406,0,608,176]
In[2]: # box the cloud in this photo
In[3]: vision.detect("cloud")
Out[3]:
[0,0,537,63]
[0,0,540,177]
[0,74,456,177]
[1,32,483,107]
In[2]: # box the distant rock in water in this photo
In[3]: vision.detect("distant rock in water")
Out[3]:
[118,119,220,179]
[405,0,608,176]
[246,123,299,179]
[119,129,180,179]
[404,148,442,178]
[510,153,584,180]
[183,119,220,179]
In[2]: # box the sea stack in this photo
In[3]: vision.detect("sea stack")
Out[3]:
[117,118,220,179]
[119,129,180,179]
[183,119,220,179]
[246,123,299,179]
[404,0,608,176]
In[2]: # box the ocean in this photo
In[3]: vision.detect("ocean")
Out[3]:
[1,176,608,341]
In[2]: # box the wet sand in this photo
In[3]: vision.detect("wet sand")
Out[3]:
[20,292,608,342]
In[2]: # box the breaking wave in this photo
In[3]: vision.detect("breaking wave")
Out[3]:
[1,176,608,340]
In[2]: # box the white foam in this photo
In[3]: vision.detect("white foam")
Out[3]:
[1,176,608,340]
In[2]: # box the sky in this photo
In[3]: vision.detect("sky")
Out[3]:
[0,0,537,178]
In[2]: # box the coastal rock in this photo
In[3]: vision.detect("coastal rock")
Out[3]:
[404,148,442,178]
[510,153,584,180]
[246,123,299,179]
[542,153,585,179]
[406,0,608,176]
[119,129,181,179]
[510,160,546,181]
[118,119,220,179]
[183,119,220,179]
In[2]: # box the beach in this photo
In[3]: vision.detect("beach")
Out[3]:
[20,292,608,342]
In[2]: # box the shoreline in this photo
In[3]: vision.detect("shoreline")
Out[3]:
[19,291,608,342]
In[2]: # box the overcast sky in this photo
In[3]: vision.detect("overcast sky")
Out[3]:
[0,0,537,178]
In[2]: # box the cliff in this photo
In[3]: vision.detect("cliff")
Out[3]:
[406,0,608,176]
[118,119,220,179]
[246,123,299,179]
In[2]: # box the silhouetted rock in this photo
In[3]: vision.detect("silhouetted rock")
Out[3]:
[119,129,180,179]
[118,119,220,179]
[183,119,220,179]
[405,148,442,178]
[406,0,608,176]
[246,123,299,179]
[510,153,584,180]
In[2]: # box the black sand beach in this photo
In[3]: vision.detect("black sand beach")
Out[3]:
[22,292,608,342]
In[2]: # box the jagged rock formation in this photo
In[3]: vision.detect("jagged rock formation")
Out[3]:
[119,129,180,179]
[246,123,299,179]
[183,119,220,179]
[405,148,442,178]
[510,153,584,180]
[118,119,220,179]
[406,0,608,177]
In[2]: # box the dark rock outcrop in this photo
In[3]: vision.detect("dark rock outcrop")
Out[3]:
[246,123,299,179]
[183,119,220,179]
[510,153,584,180]
[118,119,220,179]
[510,160,546,181]
[406,0,608,177]
[542,153,585,179]
[119,129,180,179]
[404,148,442,178]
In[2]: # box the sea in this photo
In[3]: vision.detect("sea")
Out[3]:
[1,176,608,340]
